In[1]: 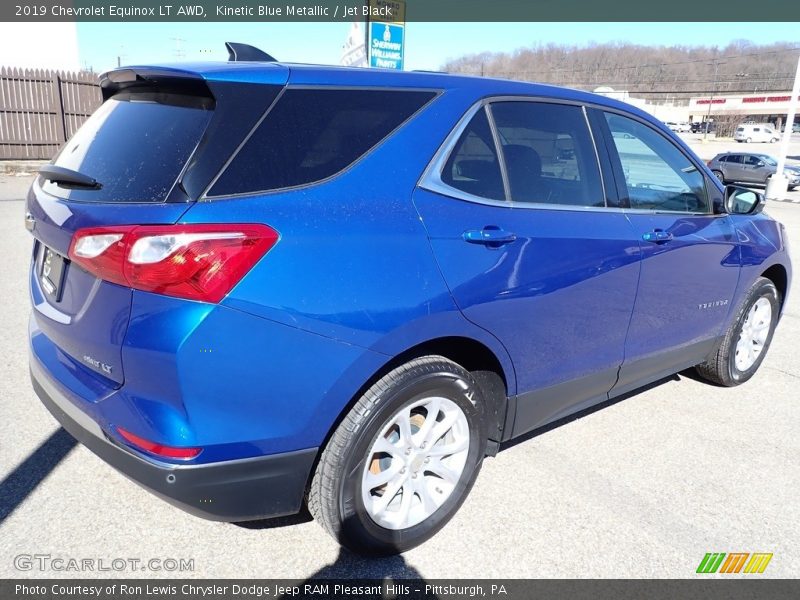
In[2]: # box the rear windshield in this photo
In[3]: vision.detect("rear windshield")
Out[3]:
[209,88,436,197]
[42,91,213,203]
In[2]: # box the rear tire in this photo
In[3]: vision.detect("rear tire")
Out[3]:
[695,277,780,386]
[746,137,752,143]
[712,170,725,184]
[308,356,487,555]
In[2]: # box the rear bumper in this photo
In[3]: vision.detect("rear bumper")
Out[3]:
[30,355,318,522]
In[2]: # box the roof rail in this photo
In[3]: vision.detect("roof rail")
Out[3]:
[225,42,277,63]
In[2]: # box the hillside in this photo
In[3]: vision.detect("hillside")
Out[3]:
[441,41,800,100]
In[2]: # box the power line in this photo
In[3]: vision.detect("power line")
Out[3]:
[454,45,800,77]
[603,90,790,95]
[462,76,798,87]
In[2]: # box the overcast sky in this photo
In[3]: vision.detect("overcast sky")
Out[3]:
[76,22,800,72]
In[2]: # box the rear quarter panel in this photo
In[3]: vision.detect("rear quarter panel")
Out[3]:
[174,88,518,448]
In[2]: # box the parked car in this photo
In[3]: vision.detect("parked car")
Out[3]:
[735,123,780,143]
[781,122,800,134]
[707,153,800,190]
[691,121,715,134]
[27,44,792,556]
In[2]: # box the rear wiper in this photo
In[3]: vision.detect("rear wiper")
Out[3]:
[39,165,101,189]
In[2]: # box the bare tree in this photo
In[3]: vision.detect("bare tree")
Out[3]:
[441,42,800,101]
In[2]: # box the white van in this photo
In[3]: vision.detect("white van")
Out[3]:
[735,123,779,143]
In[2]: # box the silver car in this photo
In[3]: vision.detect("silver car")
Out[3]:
[707,153,800,190]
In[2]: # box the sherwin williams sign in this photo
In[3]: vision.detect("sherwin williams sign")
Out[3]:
[368,0,405,69]
[369,22,405,69]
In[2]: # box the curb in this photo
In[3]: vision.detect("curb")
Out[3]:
[0,160,48,176]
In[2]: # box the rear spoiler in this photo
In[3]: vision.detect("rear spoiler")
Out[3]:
[99,67,211,101]
[100,42,277,100]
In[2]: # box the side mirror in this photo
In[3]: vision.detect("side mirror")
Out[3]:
[724,185,765,215]
[755,161,766,168]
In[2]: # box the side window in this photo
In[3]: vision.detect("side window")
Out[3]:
[727,155,742,164]
[490,102,604,207]
[210,89,436,196]
[744,155,761,166]
[604,113,709,213]
[441,108,505,201]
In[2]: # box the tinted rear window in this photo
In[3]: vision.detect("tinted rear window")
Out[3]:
[209,88,436,197]
[43,91,213,203]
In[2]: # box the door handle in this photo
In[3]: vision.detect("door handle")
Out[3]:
[463,227,517,246]
[642,230,673,244]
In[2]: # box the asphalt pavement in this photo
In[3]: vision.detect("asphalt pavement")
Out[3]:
[0,171,798,579]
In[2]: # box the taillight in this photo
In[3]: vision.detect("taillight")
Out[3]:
[116,426,201,460]
[68,224,278,303]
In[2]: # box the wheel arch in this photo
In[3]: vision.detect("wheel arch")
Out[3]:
[761,263,788,307]
[376,336,511,441]
[327,333,513,449]
[303,333,515,499]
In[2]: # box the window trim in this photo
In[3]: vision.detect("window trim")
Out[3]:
[484,103,512,201]
[419,95,616,213]
[594,106,717,216]
[202,85,442,200]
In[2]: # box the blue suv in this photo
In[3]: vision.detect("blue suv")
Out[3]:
[27,46,791,555]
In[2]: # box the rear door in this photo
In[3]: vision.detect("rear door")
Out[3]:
[27,68,287,387]
[597,110,739,394]
[723,154,745,182]
[415,100,641,435]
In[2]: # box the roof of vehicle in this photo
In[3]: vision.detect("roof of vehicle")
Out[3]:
[105,60,655,120]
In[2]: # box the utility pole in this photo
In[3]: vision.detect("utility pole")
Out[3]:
[171,37,186,60]
[704,59,726,141]
[767,54,800,200]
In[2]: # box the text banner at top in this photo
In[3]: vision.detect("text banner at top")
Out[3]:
[3,0,800,22]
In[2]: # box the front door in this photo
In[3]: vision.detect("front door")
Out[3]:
[740,154,767,183]
[600,111,740,395]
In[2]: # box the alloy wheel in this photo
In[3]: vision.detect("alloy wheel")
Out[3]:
[361,396,470,530]
[734,297,772,372]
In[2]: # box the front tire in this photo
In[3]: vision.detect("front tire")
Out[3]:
[695,277,780,386]
[308,356,487,555]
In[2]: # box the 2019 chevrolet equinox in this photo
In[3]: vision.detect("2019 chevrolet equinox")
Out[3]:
[26,44,791,555]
